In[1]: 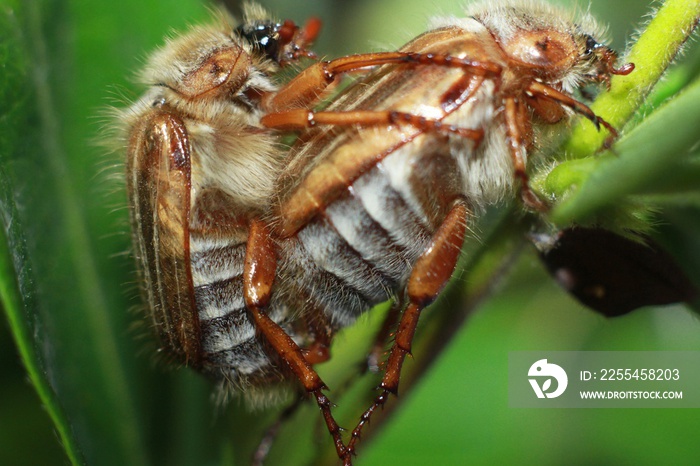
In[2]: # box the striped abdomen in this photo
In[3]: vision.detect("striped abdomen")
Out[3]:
[189,232,272,382]
[187,190,310,387]
[277,134,466,328]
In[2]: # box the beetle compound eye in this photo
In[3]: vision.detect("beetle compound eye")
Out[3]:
[584,35,600,56]
[236,21,282,62]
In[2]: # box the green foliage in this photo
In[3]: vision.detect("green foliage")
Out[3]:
[1,1,699,466]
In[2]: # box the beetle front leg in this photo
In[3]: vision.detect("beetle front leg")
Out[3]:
[345,200,470,461]
[243,220,347,460]
[264,51,501,113]
[526,81,623,149]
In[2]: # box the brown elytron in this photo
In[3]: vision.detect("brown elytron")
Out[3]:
[122,1,633,465]
[255,1,633,463]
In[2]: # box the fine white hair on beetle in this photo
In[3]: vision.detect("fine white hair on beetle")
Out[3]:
[431,0,606,44]
[475,0,605,41]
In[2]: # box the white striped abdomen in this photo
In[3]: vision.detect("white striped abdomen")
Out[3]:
[278,138,465,327]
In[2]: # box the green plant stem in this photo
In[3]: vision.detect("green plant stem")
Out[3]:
[565,0,700,158]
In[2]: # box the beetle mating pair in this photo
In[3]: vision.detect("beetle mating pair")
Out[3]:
[117,1,633,463]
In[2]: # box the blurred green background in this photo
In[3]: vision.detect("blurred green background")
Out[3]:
[1,0,699,465]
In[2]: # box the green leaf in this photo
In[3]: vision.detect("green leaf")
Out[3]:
[0,1,212,465]
[0,3,83,464]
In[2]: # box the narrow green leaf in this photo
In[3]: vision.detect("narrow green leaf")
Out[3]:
[0,1,210,465]
[0,173,85,465]
[0,3,84,464]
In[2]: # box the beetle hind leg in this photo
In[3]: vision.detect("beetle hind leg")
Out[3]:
[243,220,347,460]
[344,200,470,461]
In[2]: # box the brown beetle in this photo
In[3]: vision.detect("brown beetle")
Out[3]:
[119,3,324,397]
[255,0,633,462]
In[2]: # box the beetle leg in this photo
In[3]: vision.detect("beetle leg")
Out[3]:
[253,307,334,465]
[302,336,332,365]
[345,201,469,460]
[243,220,347,460]
[527,81,624,149]
[262,108,483,142]
[526,81,619,137]
[265,51,501,112]
[504,96,549,212]
[277,17,322,65]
